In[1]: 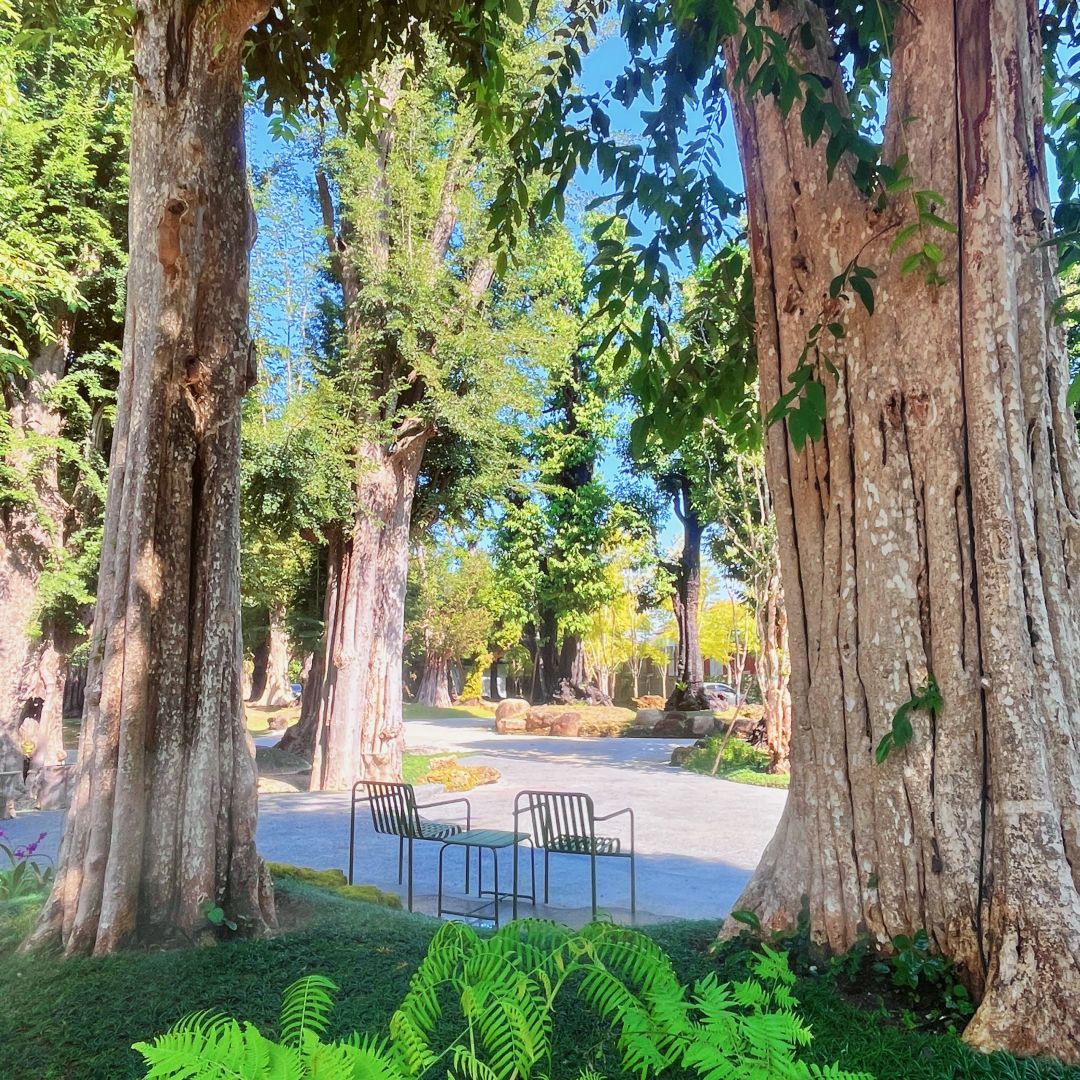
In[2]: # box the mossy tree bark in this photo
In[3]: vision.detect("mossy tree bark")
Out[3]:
[728,0,1080,1057]
[29,0,275,955]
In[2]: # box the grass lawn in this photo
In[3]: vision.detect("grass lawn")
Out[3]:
[403,702,493,720]
[678,735,790,789]
[2,881,1077,1080]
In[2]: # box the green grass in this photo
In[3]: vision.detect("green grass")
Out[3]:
[1,885,1077,1080]
[402,752,440,784]
[403,702,492,720]
[679,735,790,789]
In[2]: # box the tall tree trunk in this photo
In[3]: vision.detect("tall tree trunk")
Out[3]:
[277,537,339,760]
[29,0,274,955]
[1,334,71,816]
[416,653,452,708]
[248,630,269,703]
[311,437,427,790]
[728,0,1080,1056]
[251,603,291,708]
[667,492,706,710]
[756,562,791,772]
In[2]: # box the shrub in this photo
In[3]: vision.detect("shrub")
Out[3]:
[133,919,869,1079]
[0,829,53,900]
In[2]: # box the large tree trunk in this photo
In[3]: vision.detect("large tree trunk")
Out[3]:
[248,631,269,702]
[416,653,453,708]
[29,0,274,955]
[311,438,427,790]
[250,603,291,708]
[728,0,1080,1057]
[666,492,706,710]
[756,561,791,772]
[0,335,71,816]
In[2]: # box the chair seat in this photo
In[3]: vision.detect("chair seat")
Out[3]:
[547,834,621,856]
[417,819,463,841]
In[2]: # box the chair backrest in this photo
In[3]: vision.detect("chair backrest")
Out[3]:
[356,781,423,838]
[515,790,595,847]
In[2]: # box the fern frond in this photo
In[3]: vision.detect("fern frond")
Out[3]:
[133,1014,281,1079]
[279,974,338,1048]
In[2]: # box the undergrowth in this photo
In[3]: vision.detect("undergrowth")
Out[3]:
[1,883,1077,1079]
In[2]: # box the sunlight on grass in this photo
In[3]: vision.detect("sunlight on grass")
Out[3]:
[403,702,493,720]
[679,736,790,789]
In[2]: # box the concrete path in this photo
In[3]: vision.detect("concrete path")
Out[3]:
[1,711,787,927]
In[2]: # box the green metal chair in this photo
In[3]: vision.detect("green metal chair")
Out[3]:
[349,780,471,910]
[512,789,635,919]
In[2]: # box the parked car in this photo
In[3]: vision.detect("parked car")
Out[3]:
[702,681,738,706]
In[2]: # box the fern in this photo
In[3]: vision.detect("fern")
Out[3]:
[134,921,870,1080]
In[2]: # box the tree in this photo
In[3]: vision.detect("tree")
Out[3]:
[26,0,511,955]
[709,445,791,771]
[504,0,1080,1056]
[407,542,494,708]
[305,37,550,789]
[0,3,127,816]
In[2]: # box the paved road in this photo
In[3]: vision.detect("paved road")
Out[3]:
[2,711,786,927]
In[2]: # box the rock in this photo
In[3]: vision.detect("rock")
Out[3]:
[654,713,692,737]
[548,712,581,737]
[495,697,529,722]
[687,710,719,736]
[634,709,656,729]
[267,711,290,731]
[669,746,694,767]
[634,694,666,709]
[634,708,666,730]
[524,708,553,733]
[495,716,527,734]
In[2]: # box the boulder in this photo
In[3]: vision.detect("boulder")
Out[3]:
[524,708,553,733]
[633,694,666,710]
[495,716,527,734]
[654,713,693,737]
[634,708,666,731]
[669,746,695,767]
[495,697,530,722]
[267,711,290,731]
[687,710,719,736]
[548,712,581,737]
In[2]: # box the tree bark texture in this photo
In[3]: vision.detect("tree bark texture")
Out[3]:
[0,336,71,816]
[30,0,274,954]
[310,440,426,790]
[728,0,1080,1057]
[416,652,453,708]
[757,562,791,772]
[250,603,291,708]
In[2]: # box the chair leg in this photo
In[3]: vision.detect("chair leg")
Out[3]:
[630,852,636,917]
[398,836,404,885]
[348,793,357,886]
[590,852,598,921]
[492,847,500,929]
[513,838,519,921]
[544,850,550,905]
[407,838,414,912]
[531,844,537,906]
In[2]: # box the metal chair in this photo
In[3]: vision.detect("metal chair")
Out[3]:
[349,780,471,910]
[512,789,635,919]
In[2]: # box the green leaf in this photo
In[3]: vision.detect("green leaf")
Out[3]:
[889,223,919,253]
[850,274,874,314]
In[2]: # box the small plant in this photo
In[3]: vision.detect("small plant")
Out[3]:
[870,930,974,1031]
[0,829,53,900]
[133,918,871,1080]
[200,900,237,933]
